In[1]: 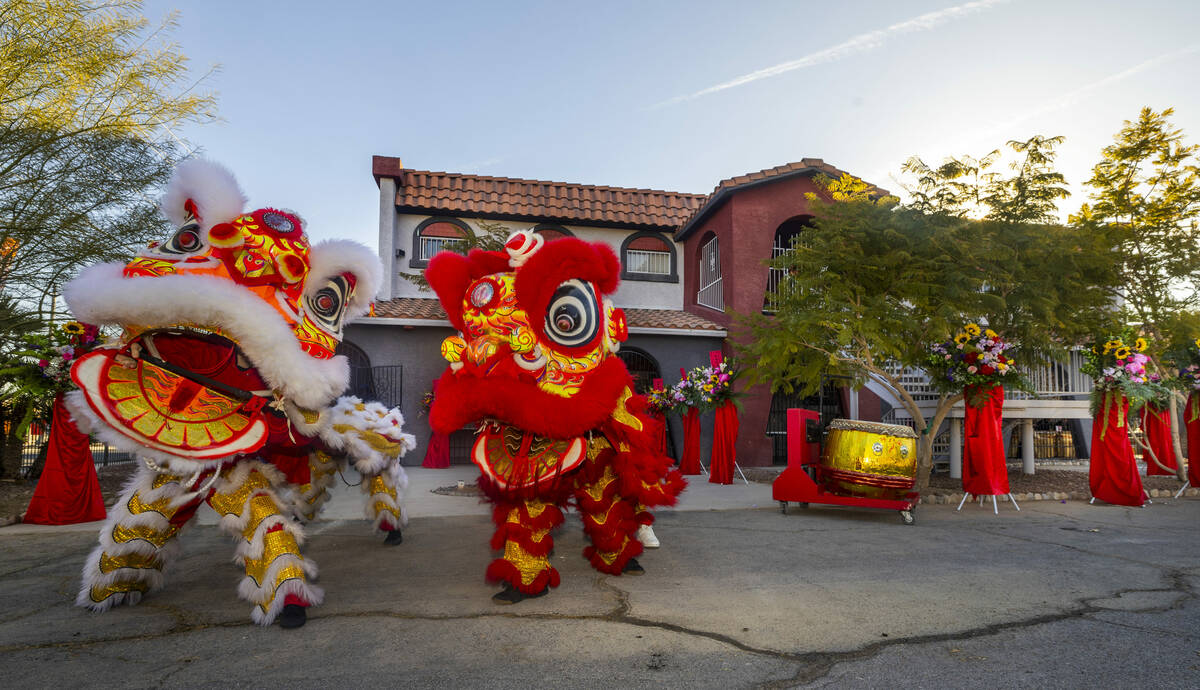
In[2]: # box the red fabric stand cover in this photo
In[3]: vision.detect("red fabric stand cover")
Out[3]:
[961,384,1009,495]
[1139,403,1177,476]
[422,432,451,470]
[1187,392,1200,487]
[709,400,738,485]
[679,408,702,475]
[422,431,451,468]
[23,395,107,525]
[1089,393,1145,507]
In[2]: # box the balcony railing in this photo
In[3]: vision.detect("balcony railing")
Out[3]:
[882,350,1094,402]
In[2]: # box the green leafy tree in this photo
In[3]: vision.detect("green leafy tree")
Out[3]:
[1071,107,1200,477]
[739,169,1116,491]
[0,0,217,477]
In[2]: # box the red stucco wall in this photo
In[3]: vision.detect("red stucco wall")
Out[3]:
[682,173,829,466]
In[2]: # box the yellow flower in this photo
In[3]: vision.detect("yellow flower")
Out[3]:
[954,333,970,345]
[964,323,981,336]
[997,362,1008,372]
[61,321,85,335]
[984,329,997,338]
[1134,337,1147,352]
[1194,337,1200,349]
[1103,339,1121,354]
[1113,346,1131,359]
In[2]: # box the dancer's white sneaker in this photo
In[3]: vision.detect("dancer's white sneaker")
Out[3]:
[636,524,660,548]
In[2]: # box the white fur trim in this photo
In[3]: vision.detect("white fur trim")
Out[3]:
[320,397,417,474]
[161,159,246,231]
[236,554,319,604]
[249,578,324,626]
[307,240,383,316]
[64,263,349,409]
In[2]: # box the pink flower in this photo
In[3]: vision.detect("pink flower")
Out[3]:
[944,354,951,360]
[37,359,49,368]
[967,365,978,374]
[718,374,729,383]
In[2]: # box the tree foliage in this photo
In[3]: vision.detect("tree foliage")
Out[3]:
[0,0,216,477]
[738,140,1117,489]
[0,0,216,315]
[1071,107,1200,339]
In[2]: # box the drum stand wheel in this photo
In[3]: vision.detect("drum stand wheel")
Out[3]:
[899,508,915,525]
[778,500,809,514]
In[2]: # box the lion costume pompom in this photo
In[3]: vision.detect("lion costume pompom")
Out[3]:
[64,160,415,628]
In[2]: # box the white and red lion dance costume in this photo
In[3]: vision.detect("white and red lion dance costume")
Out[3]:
[64,160,415,628]
[427,231,685,603]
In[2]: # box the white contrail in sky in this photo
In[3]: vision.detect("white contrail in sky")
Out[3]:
[651,0,1011,109]
[982,44,1200,136]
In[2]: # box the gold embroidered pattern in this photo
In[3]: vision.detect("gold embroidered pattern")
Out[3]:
[207,470,273,518]
[609,387,643,431]
[584,467,617,502]
[502,541,551,586]
[89,581,149,603]
[586,435,612,460]
[368,474,398,500]
[244,529,304,587]
[99,551,161,573]
[112,523,174,548]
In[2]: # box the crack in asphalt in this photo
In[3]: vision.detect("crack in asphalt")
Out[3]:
[2,512,1197,690]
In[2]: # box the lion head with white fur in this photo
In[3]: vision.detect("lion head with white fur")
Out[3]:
[64,159,383,474]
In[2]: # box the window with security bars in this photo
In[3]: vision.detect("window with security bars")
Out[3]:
[626,248,671,275]
[697,235,723,311]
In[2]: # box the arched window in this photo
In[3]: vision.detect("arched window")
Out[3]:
[617,347,662,395]
[765,215,815,313]
[696,232,722,311]
[532,223,574,241]
[620,231,678,283]
[410,217,472,268]
[336,341,375,400]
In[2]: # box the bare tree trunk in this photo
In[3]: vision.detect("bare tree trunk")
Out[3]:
[1168,391,1187,481]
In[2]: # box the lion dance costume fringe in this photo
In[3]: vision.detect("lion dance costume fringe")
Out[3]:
[64,160,416,627]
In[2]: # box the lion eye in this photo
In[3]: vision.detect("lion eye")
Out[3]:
[544,279,598,348]
[159,223,205,255]
[306,276,351,332]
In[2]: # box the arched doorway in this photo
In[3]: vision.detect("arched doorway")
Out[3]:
[617,347,677,459]
[765,215,815,313]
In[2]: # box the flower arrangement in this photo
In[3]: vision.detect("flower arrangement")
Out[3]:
[0,321,100,436]
[925,323,1022,401]
[669,357,740,413]
[418,389,435,417]
[1080,330,1169,414]
[645,386,674,416]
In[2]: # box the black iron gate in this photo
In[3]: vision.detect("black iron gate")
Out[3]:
[764,376,847,465]
[347,365,403,408]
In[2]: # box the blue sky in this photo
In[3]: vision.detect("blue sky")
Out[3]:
[146,0,1200,247]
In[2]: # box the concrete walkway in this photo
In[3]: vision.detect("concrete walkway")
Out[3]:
[3,467,1199,688]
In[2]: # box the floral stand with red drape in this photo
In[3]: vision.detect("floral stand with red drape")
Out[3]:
[665,356,741,481]
[927,323,1021,512]
[1139,403,1177,476]
[23,394,106,525]
[420,384,451,468]
[1089,392,1145,506]
[1187,391,1200,488]
[646,379,671,456]
[1176,343,1200,489]
[1080,332,1167,507]
[678,408,703,475]
[962,384,1009,496]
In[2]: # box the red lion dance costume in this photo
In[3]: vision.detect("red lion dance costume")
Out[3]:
[427,231,685,603]
[63,160,415,628]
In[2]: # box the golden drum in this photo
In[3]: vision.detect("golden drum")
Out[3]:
[817,419,918,499]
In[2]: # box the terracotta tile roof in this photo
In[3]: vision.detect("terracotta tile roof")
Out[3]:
[675,158,892,240]
[374,156,706,231]
[367,298,724,332]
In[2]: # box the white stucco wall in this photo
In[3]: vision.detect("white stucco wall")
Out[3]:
[383,211,684,310]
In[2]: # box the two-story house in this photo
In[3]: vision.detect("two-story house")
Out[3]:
[347,155,1094,470]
